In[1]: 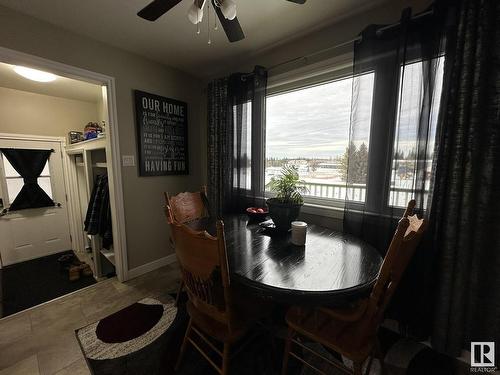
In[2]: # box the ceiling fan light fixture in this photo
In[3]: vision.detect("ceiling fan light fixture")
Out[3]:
[187,1,203,24]
[218,0,237,20]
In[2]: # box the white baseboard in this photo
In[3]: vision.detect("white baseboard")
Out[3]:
[125,253,177,280]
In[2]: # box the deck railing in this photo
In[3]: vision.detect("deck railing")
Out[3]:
[302,182,366,202]
[298,181,422,207]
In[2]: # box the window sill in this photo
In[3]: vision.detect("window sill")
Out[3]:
[301,202,344,220]
[263,191,345,220]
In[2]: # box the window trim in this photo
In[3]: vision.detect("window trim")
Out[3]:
[267,52,353,96]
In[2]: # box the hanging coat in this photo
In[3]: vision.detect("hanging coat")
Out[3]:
[84,175,113,249]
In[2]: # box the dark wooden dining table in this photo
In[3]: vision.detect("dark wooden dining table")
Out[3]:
[188,214,383,306]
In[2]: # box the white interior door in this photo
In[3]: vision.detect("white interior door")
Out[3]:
[0,138,71,266]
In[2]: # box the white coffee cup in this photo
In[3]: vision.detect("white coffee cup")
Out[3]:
[291,221,307,246]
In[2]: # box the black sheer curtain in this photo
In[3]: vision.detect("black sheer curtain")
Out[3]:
[0,148,54,211]
[207,76,230,217]
[431,0,500,359]
[207,66,267,216]
[344,5,452,336]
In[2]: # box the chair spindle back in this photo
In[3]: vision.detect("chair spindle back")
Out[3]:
[166,206,232,325]
[165,186,208,224]
[367,199,427,326]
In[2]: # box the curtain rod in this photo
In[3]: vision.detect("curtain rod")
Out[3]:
[260,8,434,74]
[267,37,359,72]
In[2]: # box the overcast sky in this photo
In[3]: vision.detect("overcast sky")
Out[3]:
[265,57,443,160]
[266,73,374,159]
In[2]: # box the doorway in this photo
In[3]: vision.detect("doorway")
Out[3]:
[0,47,127,318]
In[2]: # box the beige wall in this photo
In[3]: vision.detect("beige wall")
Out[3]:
[0,5,203,270]
[0,86,97,137]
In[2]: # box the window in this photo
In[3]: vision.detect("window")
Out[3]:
[265,73,375,205]
[263,52,444,213]
[1,156,52,204]
[389,57,445,207]
[233,101,252,191]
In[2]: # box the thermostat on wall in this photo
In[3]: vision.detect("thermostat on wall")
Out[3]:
[122,155,135,167]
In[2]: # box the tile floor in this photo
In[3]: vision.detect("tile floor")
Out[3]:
[0,264,181,375]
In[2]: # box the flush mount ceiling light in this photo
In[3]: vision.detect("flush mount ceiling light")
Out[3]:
[137,0,306,44]
[13,66,57,82]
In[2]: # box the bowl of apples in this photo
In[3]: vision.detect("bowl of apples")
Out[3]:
[246,207,269,222]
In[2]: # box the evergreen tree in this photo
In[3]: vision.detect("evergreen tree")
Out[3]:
[406,149,417,160]
[339,141,369,183]
[357,142,368,183]
[394,149,405,160]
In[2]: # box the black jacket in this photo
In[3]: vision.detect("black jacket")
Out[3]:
[84,175,112,249]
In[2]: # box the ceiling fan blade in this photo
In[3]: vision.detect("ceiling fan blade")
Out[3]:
[286,0,306,3]
[137,0,183,21]
[212,0,245,43]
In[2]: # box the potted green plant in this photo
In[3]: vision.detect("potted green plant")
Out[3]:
[266,165,307,231]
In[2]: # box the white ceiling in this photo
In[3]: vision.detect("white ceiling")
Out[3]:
[0,0,388,78]
[0,62,102,102]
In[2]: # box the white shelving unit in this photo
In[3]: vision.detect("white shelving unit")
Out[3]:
[65,135,115,278]
[66,135,106,153]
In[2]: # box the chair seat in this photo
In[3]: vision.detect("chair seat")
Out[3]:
[187,300,250,343]
[317,299,368,322]
[286,305,376,362]
[186,285,274,341]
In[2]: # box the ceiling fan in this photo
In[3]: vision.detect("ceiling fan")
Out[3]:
[137,0,307,43]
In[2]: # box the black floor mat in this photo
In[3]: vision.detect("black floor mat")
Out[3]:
[0,250,96,317]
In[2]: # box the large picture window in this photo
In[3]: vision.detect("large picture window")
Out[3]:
[262,55,444,213]
[265,73,374,205]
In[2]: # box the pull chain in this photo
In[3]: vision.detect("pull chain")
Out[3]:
[196,6,200,34]
[214,6,218,30]
[207,0,211,45]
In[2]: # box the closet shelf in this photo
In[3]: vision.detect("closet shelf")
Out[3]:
[66,135,106,154]
[93,162,107,168]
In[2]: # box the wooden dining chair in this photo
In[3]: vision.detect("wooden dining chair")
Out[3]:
[166,209,262,375]
[281,200,427,375]
[164,186,209,305]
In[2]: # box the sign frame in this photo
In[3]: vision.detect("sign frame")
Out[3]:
[134,90,189,176]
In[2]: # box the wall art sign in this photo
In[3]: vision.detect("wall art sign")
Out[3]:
[134,90,189,176]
